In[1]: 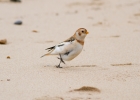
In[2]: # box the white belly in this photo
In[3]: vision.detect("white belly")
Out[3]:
[49,40,83,61]
[61,42,83,61]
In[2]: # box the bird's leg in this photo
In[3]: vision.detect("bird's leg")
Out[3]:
[59,54,65,64]
[56,54,65,68]
[56,60,62,68]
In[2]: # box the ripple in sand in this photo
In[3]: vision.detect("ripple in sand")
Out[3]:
[70,65,96,67]
[70,86,101,93]
[34,96,63,100]
[111,63,132,66]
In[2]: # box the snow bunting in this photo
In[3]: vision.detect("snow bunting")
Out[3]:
[41,28,89,68]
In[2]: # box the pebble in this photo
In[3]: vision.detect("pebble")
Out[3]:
[32,30,38,33]
[55,13,59,16]
[14,20,22,25]
[0,39,7,44]
[7,56,11,59]
[7,79,10,81]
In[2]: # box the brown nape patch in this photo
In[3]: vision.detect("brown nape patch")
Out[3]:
[72,86,100,93]
[76,39,84,45]
[111,63,132,66]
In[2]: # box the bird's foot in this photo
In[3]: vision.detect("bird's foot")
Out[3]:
[56,65,63,68]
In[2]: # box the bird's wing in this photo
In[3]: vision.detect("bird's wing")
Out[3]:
[41,36,76,57]
[50,41,75,55]
[63,36,75,42]
[45,46,55,51]
[45,36,75,51]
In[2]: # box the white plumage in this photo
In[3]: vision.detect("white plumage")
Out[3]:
[41,28,89,68]
[51,40,83,61]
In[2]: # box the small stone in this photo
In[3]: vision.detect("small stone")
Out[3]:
[0,39,7,44]
[7,79,10,81]
[55,13,59,16]
[14,20,22,25]
[75,10,78,13]
[32,30,38,33]
[7,56,10,59]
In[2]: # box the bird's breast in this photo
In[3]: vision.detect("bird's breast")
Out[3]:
[61,42,83,61]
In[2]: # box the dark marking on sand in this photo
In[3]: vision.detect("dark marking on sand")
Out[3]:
[110,35,120,38]
[111,63,132,66]
[70,65,96,67]
[7,79,10,81]
[34,96,63,100]
[134,13,140,16]
[93,22,103,26]
[0,39,7,44]
[70,86,101,93]
[68,0,104,7]
[46,41,53,43]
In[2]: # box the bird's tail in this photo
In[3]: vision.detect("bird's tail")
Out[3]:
[40,53,49,58]
[41,47,54,58]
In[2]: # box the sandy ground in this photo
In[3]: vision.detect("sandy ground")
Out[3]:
[0,0,140,100]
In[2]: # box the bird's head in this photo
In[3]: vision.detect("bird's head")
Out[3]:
[74,28,89,41]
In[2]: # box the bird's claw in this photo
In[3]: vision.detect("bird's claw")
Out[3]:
[56,65,63,68]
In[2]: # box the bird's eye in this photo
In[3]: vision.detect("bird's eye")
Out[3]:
[81,31,84,33]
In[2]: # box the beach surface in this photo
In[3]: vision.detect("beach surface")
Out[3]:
[0,0,140,100]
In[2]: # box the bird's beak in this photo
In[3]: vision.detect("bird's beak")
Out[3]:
[86,31,89,34]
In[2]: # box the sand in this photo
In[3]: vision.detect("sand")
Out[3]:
[0,0,140,100]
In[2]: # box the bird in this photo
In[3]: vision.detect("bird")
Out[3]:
[41,28,89,68]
